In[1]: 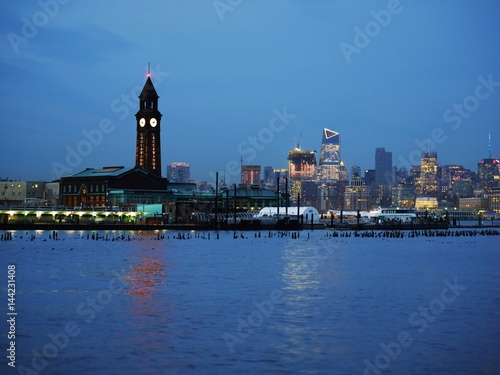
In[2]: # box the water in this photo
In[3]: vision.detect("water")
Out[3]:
[1,229,499,375]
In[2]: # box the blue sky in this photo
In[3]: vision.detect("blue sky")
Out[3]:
[1,0,499,183]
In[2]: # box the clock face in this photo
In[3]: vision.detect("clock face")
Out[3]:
[139,118,146,127]
[150,118,157,127]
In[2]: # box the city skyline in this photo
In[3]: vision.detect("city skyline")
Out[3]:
[1,1,499,182]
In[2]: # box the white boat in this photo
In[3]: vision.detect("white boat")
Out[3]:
[326,207,417,225]
[366,207,417,224]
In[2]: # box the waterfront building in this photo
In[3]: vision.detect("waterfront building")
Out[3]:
[488,187,500,212]
[44,182,60,206]
[1,180,46,206]
[60,166,167,208]
[57,70,282,219]
[60,74,169,208]
[415,196,438,209]
[317,128,341,183]
[459,197,488,211]
[167,162,191,183]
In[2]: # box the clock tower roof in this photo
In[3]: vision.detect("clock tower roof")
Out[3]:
[139,77,159,100]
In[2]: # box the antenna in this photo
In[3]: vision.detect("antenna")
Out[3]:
[488,130,492,158]
[147,62,151,78]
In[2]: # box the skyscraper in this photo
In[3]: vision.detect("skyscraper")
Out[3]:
[375,147,393,186]
[478,158,499,189]
[241,165,261,187]
[350,165,361,180]
[375,147,393,206]
[288,148,316,204]
[135,75,162,177]
[263,166,274,186]
[317,128,341,183]
[167,162,191,183]
[416,152,439,196]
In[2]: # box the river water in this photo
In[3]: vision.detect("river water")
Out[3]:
[1,229,499,374]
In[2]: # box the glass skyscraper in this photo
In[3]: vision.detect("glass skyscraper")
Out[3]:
[317,128,341,183]
[375,147,393,186]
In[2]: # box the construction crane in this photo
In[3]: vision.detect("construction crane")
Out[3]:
[293,133,302,150]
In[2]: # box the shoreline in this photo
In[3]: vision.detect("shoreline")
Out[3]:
[0,222,497,231]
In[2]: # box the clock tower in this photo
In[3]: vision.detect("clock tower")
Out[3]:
[135,74,162,177]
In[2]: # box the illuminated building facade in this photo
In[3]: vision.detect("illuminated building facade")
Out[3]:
[241,165,261,187]
[135,76,162,177]
[478,158,499,188]
[344,173,370,211]
[288,148,316,204]
[452,176,473,198]
[415,152,439,196]
[317,128,341,183]
[489,187,500,212]
[391,183,416,208]
[167,162,191,183]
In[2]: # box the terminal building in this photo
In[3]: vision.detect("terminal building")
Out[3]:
[56,70,279,224]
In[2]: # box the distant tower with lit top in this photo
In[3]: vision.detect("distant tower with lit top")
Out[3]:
[317,128,341,183]
[135,67,162,177]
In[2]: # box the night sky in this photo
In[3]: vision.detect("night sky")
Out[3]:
[1,1,499,184]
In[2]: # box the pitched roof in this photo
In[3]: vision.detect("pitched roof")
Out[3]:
[139,77,159,100]
[71,166,135,178]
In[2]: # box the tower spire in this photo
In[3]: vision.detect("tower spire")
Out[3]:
[488,130,492,158]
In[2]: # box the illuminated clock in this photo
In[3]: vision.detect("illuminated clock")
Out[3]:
[150,118,157,127]
[139,118,146,127]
